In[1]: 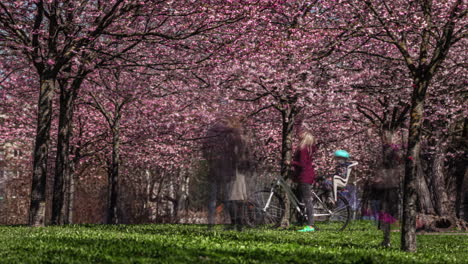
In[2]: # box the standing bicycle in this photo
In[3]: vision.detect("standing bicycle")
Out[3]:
[247,160,358,231]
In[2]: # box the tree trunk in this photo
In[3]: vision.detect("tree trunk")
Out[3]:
[431,138,450,216]
[280,106,297,227]
[51,79,81,225]
[453,119,467,219]
[67,156,76,224]
[66,144,82,224]
[181,170,190,212]
[454,157,467,219]
[107,123,121,224]
[176,169,190,223]
[29,76,56,227]
[416,162,436,215]
[401,80,428,252]
[51,88,71,225]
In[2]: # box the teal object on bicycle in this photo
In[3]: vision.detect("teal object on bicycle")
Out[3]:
[334,150,350,159]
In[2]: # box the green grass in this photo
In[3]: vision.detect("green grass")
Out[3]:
[0,221,466,263]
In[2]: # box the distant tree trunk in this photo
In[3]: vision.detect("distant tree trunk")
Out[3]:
[107,123,121,224]
[431,137,451,216]
[179,171,190,215]
[455,169,467,219]
[29,75,56,227]
[166,171,176,222]
[173,169,190,223]
[415,162,436,215]
[454,119,467,218]
[89,93,127,225]
[151,174,166,221]
[67,156,76,224]
[67,145,82,224]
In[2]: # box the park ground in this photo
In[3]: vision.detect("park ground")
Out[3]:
[0,221,467,264]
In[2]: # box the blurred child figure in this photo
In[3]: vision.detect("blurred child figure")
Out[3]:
[319,150,352,206]
[333,150,352,178]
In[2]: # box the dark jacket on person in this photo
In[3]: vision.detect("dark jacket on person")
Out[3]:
[202,121,251,201]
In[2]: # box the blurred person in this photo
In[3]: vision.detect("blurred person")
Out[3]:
[202,116,253,231]
[370,143,401,247]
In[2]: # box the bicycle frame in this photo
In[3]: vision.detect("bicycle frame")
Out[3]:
[262,176,333,218]
[249,174,351,231]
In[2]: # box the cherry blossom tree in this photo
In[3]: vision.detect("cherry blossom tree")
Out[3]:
[1,0,255,226]
[419,49,467,218]
[0,0,150,226]
[339,0,466,251]
[187,1,366,226]
[219,1,355,175]
[1,1,465,238]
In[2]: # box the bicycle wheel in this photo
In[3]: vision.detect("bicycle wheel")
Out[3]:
[313,194,350,231]
[247,190,285,228]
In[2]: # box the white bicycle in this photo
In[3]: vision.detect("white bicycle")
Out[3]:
[247,162,358,231]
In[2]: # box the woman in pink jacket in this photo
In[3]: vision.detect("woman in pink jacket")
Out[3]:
[291,130,318,232]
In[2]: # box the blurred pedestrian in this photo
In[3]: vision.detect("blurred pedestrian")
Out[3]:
[372,143,401,247]
[203,116,253,231]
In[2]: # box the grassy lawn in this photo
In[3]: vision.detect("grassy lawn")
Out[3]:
[0,221,466,263]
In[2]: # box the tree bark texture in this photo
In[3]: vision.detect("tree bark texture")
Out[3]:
[89,93,124,225]
[29,76,56,227]
[431,138,451,216]
[280,108,296,179]
[415,162,436,215]
[107,123,121,224]
[401,81,428,252]
[280,106,297,227]
[67,155,76,224]
[454,165,467,219]
[52,78,82,225]
[454,119,467,218]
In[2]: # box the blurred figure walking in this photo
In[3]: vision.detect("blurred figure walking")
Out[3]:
[203,116,253,231]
